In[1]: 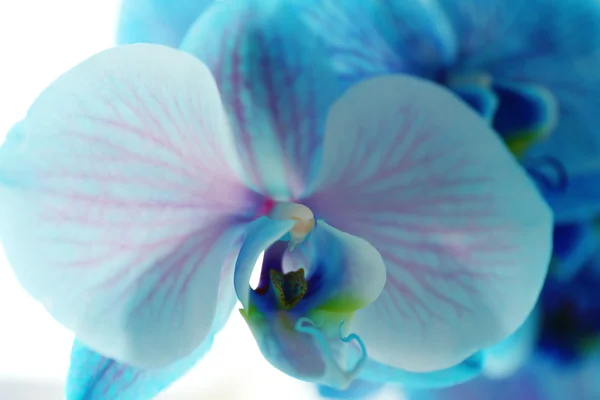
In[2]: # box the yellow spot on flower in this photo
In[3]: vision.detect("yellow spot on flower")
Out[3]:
[270,268,308,310]
[504,129,549,158]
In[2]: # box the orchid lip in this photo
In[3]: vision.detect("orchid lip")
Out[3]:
[250,240,315,314]
[294,319,368,391]
[233,211,384,389]
[241,236,370,390]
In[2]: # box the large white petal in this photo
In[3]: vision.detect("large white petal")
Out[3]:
[304,75,552,372]
[0,44,259,367]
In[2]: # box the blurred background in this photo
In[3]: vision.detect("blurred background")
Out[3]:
[0,4,402,399]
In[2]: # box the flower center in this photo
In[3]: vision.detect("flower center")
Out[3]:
[252,241,311,312]
[238,214,372,389]
[269,268,308,310]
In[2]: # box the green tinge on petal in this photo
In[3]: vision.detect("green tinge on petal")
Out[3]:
[491,82,558,159]
[314,294,375,315]
[298,220,387,314]
[505,129,549,158]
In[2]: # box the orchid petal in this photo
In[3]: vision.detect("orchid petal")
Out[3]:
[66,249,239,400]
[241,311,337,387]
[304,76,552,372]
[482,308,539,379]
[449,85,498,122]
[438,0,600,187]
[295,0,455,85]
[116,0,213,47]
[0,121,26,188]
[0,121,24,151]
[67,341,212,400]
[295,1,420,84]
[369,0,456,72]
[181,0,343,199]
[0,44,260,367]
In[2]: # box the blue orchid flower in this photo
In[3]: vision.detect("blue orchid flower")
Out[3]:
[0,1,552,399]
[289,0,600,223]
[284,1,600,388]
[182,0,547,389]
[115,0,214,47]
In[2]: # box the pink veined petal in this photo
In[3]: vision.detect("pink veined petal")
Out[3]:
[181,0,342,199]
[303,75,553,372]
[66,245,241,400]
[0,44,262,368]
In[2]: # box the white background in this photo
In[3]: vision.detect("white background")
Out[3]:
[0,1,403,399]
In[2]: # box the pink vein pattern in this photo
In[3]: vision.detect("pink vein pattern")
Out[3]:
[182,1,342,199]
[303,76,552,372]
[0,45,261,367]
[66,246,241,400]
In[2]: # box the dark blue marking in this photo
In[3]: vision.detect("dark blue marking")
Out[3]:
[492,83,548,137]
[254,240,287,295]
[452,86,497,121]
[553,223,586,261]
[526,156,568,193]
[304,260,326,300]
[537,258,600,365]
